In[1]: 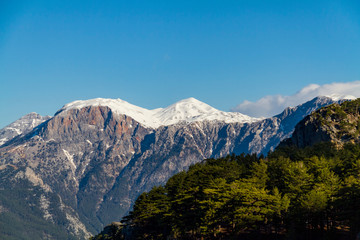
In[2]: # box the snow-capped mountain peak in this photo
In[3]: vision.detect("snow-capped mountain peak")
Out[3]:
[154,97,219,121]
[56,98,158,127]
[154,97,260,126]
[56,97,260,128]
[0,112,51,146]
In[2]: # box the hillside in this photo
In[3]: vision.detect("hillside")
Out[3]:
[93,141,360,240]
[285,98,360,148]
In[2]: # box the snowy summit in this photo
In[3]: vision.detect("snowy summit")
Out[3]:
[56,97,260,128]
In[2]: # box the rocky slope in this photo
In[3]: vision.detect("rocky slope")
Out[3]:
[0,96,342,239]
[284,98,360,148]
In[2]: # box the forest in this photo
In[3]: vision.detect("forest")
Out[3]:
[92,142,360,240]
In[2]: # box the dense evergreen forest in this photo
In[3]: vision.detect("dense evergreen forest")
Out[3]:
[92,142,360,240]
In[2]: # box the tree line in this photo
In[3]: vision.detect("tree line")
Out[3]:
[92,142,360,240]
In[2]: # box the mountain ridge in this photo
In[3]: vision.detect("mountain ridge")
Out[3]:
[0,96,348,239]
[55,97,261,129]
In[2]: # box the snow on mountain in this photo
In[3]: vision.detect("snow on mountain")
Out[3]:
[232,81,360,118]
[0,112,51,146]
[0,96,346,238]
[56,98,159,128]
[56,97,261,128]
[153,98,260,126]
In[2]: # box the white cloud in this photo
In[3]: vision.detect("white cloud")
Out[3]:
[231,81,360,118]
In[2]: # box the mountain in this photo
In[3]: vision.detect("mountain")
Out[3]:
[0,96,343,239]
[283,98,360,148]
[55,97,260,128]
[94,112,360,240]
[0,112,51,146]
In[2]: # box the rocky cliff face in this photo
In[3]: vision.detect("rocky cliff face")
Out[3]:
[284,98,360,148]
[0,96,341,239]
[0,106,149,237]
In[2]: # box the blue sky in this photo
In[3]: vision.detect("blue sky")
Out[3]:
[1,0,360,127]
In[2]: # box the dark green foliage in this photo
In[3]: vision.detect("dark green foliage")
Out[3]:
[117,154,289,239]
[91,141,360,240]
[90,222,124,240]
[125,186,170,239]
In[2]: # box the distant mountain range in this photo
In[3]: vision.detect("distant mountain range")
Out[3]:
[0,96,348,239]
